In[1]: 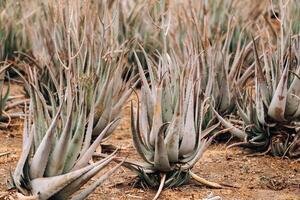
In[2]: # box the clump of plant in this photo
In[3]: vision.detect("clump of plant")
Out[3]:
[123,50,223,199]
[214,36,300,158]
[13,68,124,199]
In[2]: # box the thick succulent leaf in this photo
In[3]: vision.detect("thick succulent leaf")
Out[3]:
[45,99,73,176]
[236,99,251,125]
[253,37,270,106]
[13,110,33,194]
[179,84,196,156]
[255,77,266,125]
[218,64,231,113]
[228,44,245,86]
[140,44,156,95]
[286,69,300,118]
[149,85,163,146]
[29,102,63,179]
[93,90,107,123]
[70,160,124,200]
[161,81,174,122]
[54,153,117,199]
[140,87,151,148]
[164,114,180,163]
[111,87,133,119]
[268,64,289,121]
[237,65,254,86]
[200,122,220,139]
[181,139,210,170]
[31,85,48,150]
[134,51,151,95]
[92,93,113,136]
[72,119,120,171]
[31,163,95,200]
[81,94,96,155]
[180,122,218,164]
[211,106,247,139]
[131,101,154,164]
[154,123,171,172]
[63,105,87,173]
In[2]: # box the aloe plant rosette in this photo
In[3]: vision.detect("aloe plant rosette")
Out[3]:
[13,69,123,200]
[215,37,300,158]
[125,52,222,199]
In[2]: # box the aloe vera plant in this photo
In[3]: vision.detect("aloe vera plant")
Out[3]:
[13,69,124,199]
[123,51,223,199]
[214,36,300,158]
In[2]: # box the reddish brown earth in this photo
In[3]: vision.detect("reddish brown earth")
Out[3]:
[0,84,299,200]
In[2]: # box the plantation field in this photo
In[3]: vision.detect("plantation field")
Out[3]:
[1,0,300,199]
[0,83,299,200]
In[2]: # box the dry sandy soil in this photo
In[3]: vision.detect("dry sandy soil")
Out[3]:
[0,83,299,200]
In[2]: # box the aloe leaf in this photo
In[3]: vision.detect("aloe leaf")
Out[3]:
[211,106,247,139]
[70,160,124,200]
[236,100,251,125]
[255,77,266,125]
[161,80,173,122]
[134,51,151,95]
[63,104,87,173]
[54,153,117,199]
[13,109,33,194]
[200,122,220,139]
[149,85,163,146]
[81,93,96,155]
[154,123,171,172]
[31,84,47,150]
[218,64,231,113]
[131,101,154,164]
[29,102,63,179]
[181,139,210,170]
[92,91,113,136]
[164,114,180,163]
[45,99,73,176]
[179,84,196,156]
[228,43,245,85]
[31,163,95,200]
[253,37,270,105]
[140,87,151,148]
[111,86,133,117]
[72,119,120,171]
[286,69,300,118]
[268,64,289,121]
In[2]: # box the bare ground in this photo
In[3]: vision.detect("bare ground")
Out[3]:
[0,84,299,200]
